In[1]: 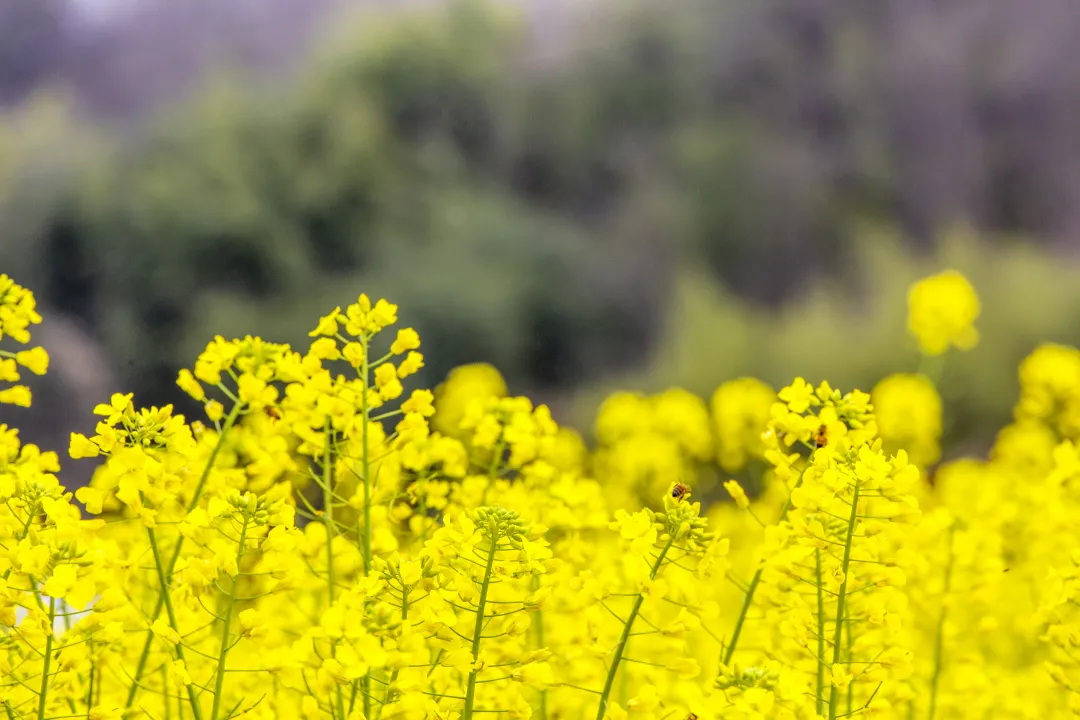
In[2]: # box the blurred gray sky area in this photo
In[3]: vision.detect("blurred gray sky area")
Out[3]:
[1,0,339,114]
[3,0,587,116]
[69,0,133,20]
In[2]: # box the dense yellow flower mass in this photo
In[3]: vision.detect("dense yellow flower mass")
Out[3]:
[2,269,1080,719]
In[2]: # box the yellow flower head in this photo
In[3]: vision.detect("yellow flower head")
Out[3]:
[0,274,42,344]
[432,363,508,437]
[0,385,31,407]
[14,347,48,375]
[344,295,398,336]
[723,479,751,509]
[872,372,943,468]
[391,327,421,355]
[907,269,980,356]
[712,377,775,472]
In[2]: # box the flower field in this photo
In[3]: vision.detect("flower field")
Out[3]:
[0,269,1077,719]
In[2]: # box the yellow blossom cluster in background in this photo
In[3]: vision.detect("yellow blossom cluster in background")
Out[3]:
[0,274,48,407]
[0,267,1078,719]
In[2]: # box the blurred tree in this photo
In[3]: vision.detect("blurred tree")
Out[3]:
[5,0,1080,456]
[50,0,667,411]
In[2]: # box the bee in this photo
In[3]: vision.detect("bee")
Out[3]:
[670,482,691,502]
[264,406,282,420]
[687,714,699,720]
[812,424,828,448]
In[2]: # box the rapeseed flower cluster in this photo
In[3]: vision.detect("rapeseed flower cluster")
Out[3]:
[593,389,714,509]
[0,274,47,407]
[906,270,980,356]
[1,266,1079,719]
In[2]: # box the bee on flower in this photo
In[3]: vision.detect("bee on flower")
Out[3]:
[670,482,691,502]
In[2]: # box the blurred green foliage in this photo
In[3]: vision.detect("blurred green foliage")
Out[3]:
[1,0,1079,453]
[2,0,688,411]
[571,227,1080,459]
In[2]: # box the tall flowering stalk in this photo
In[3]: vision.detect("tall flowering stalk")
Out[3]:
[715,379,918,718]
[767,393,916,717]
[591,487,725,719]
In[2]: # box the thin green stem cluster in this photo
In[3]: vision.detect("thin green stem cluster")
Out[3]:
[462,532,500,719]
[149,527,206,720]
[594,536,675,720]
[723,468,806,666]
[127,403,243,711]
[815,548,826,716]
[827,479,861,720]
[35,596,55,720]
[209,514,251,720]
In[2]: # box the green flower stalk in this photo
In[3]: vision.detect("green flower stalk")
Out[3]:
[594,535,675,720]
[209,509,251,720]
[827,479,861,720]
[597,489,717,719]
[462,507,535,719]
[127,400,243,711]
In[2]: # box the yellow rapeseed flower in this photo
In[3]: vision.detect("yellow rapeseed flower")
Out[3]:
[432,363,508,437]
[0,274,42,344]
[907,269,980,355]
[872,373,943,468]
[14,347,48,375]
[0,385,30,406]
[391,327,421,355]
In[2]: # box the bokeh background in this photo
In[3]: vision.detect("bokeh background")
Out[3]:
[5,0,1080,487]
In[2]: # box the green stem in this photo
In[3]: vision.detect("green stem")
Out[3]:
[1,501,40,579]
[533,575,548,720]
[322,427,345,720]
[723,469,806,666]
[927,526,956,720]
[86,640,95,713]
[126,403,242,710]
[846,619,854,713]
[209,513,250,720]
[463,532,499,719]
[360,335,372,720]
[827,480,861,720]
[595,536,675,720]
[361,335,372,575]
[723,569,761,667]
[377,583,410,719]
[149,528,205,720]
[815,548,826,717]
[323,426,337,605]
[188,401,244,513]
[916,354,946,387]
[36,596,55,720]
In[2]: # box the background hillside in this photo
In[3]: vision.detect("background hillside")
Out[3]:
[3,0,1080,484]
